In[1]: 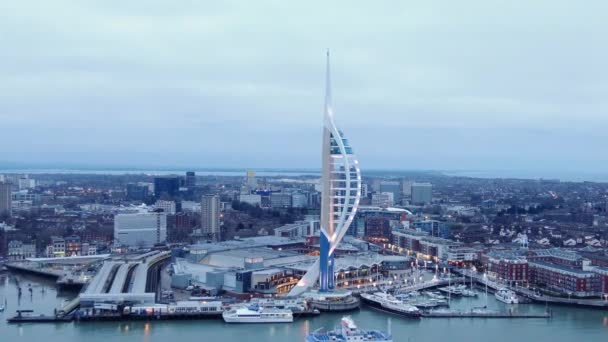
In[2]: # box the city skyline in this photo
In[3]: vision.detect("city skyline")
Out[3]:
[2,1,608,174]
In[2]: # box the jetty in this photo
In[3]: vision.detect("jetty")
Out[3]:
[7,310,73,324]
[421,309,552,319]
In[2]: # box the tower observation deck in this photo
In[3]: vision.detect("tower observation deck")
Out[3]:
[289,52,362,296]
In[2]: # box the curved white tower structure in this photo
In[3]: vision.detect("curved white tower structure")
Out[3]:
[289,51,362,296]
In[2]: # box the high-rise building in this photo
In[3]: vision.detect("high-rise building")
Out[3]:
[0,182,12,217]
[126,183,149,201]
[114,212,167,247]
[290,51,361,295]
[185,171,196,188]
[154,176,180,199]
[401,180,413,198]
[361,183,369,198]
[245,170,257,189]
[411,182,432,205]
[201,194,221,241]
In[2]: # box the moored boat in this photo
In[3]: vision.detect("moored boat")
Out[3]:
[306,316,393,342]
[222,304,293,323]
[360,292,421,318]
[495,288,519,304]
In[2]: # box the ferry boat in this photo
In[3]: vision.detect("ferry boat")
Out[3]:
[250,297,307,311]
[306,316,393,342]
[495,288,519,304]
[222,305,293,323]
[360,292,421,318]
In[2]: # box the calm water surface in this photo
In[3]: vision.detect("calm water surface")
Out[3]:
[1,272,607,342]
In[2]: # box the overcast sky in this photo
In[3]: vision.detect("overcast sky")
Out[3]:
[1,1,607,174]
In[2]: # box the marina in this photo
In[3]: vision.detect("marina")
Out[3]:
[1,272,607,341]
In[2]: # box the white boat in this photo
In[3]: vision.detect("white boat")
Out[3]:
[222,305,293,323]
[249,297,307,312]
[306,316,393,342]
[360,292,421,318]
[495,288,519,304]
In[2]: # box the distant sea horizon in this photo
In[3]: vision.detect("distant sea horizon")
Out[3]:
[1,164,608,183]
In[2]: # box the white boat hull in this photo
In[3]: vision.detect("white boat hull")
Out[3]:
[223,315,293,323]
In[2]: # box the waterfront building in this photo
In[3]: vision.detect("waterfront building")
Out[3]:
[484,250,530,284]
[81,242,97,256]
[529,261,601,296]
[289,52,362,295]
[201,194,221,241]
[390,228,460,261]
[65,235,82,256]
[413,220,450,239]
[7,240,36,260]
[0,181,12,217]
[411,182,432,205]
[50,237,66,257]
[114,212,167,248]
[364,216,392,241]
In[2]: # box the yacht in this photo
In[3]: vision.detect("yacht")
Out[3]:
[222,305,293,323]
[495,288,519,304]
[249,297,307,311]
[360,292,421,318]
[306,316,393,342]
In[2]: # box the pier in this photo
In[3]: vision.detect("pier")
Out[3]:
[421,309,552,319]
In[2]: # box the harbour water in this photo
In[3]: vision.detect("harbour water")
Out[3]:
[1,272,607,341]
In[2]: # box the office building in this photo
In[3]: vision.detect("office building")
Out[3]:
[154,200,176,214]
[413,220,450,239]
[291,192,308,208]
[185,171,196,188]
[239,193,262,206]
[411,182,432,205]
[289,52,362,295]
[18,176,35,190]
[114,212,167,248]
[154,176,180,199]
[379,181,401,204]
[126,183,149,201]
[270,192,292,208]
[361,183,369,198]
[365,216,392,240]
[0,182,12,217]
[201,194,221,241]
[371,192,394,208]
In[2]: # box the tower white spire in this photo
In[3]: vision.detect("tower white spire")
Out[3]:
[288,51,362,296]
